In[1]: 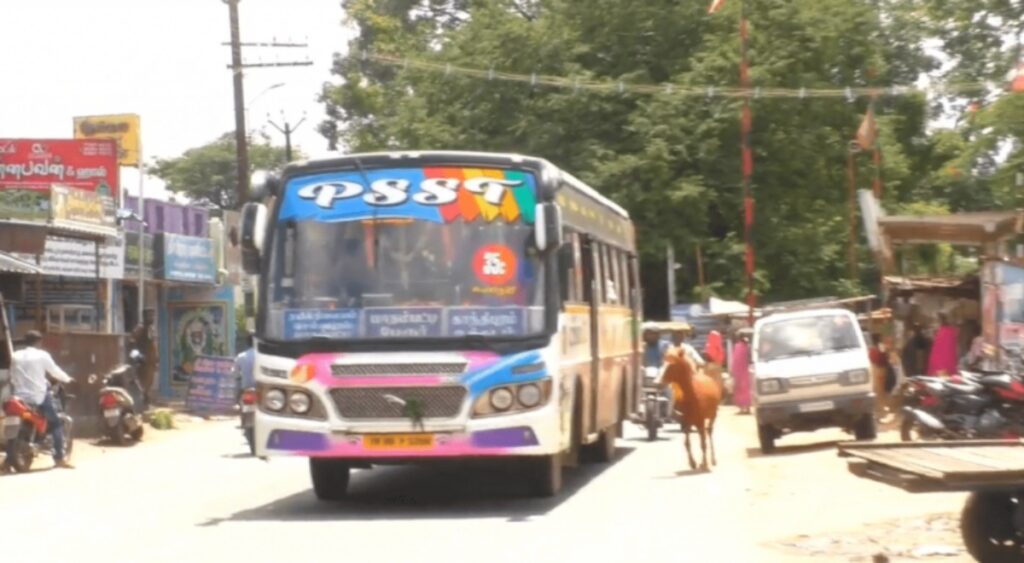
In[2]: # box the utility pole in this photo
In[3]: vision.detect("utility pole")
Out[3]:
[268,114,306,162]
[226,0,249,207]
[222,1,311,207]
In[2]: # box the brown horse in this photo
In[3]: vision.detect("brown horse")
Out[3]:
[662,346,722,470]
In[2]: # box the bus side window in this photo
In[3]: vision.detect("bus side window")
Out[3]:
[565,231,584,303]
[581,237,597,304]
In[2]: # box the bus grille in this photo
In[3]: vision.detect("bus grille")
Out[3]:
[329,386,468,419]
[330,363,467,377]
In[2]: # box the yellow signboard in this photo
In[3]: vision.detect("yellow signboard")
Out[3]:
[73,114,141,167]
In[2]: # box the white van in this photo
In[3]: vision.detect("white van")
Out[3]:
[752,308,875,453]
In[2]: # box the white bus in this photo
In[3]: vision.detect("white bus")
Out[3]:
[240,151,640,499]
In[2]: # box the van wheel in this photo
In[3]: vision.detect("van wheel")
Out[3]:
[758,423,776,454]
[309,459,351,501]
[961,492,1023,563]
[854,414,877,441]
[527,454,562,497]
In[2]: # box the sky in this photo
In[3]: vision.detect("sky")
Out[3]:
[0,0,352,200]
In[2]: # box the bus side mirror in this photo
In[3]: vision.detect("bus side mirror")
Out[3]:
[240,202,268,275]
[250,170,280,200]
[534,202,563,253]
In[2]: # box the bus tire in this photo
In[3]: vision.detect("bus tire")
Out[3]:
[309,458,351,501]
[583,426,617,463]
[527,454,563,498]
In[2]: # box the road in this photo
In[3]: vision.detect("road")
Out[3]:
[1,410,971,562]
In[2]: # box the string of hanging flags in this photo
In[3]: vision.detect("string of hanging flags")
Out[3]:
[356,51,1010,100]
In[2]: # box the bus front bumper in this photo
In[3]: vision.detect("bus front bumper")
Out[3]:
[254,403,562,460]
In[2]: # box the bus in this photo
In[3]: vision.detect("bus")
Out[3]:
[240,151,640,498]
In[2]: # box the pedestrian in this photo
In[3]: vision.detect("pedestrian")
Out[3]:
[868,333,891,417]
[901,322,930,377]
[1,330,74,472]
[130,309,159,408]
[233,333,256,394]
[703,329,726,393]
[927,313,960,376]
[731,328,752,414]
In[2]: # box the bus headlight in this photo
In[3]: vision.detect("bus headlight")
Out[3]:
[473,379,553,417]
[288,392,312,414]
[264,389,286,411]
[489,388,515,411]
[517,384,542,408]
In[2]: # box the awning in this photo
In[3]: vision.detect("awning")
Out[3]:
[0,253,42,275]
[879,210,1023,246]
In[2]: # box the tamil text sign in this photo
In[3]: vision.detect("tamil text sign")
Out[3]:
[13,235,125,279]
[0,139,119,221]
[159,233,216,284]
[185,356,237,415]
[73,114,141,167]
[50,184,116,231]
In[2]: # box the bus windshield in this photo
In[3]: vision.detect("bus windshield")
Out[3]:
[264,166,547,341]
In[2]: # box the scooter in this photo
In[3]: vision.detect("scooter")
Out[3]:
[94,350,146,445]
[2,384,74,473]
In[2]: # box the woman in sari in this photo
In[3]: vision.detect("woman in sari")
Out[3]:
[928,313,960,376]
[731,329,752,414]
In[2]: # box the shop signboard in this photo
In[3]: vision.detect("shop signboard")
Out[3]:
[73,114,141,167]
[124,232,155,278]
[157,233,216,284]
[0,139,119,221]
[168,303,230,384]
[12,235,124,279]
[50,184,116,232]
[184,356,237,415]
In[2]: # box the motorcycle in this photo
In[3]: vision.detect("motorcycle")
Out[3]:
[1,384,74,473]
[900,370,1024,441]
[631,366,674,441]
[92,349,146,445]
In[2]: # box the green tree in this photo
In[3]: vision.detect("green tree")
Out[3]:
[151,133,293,208]
[320,0,961,307]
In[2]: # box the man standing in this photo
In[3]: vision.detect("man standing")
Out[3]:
[130,309,159,407]
[2,331,74,471]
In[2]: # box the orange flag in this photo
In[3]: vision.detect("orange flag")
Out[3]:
[856,106,877,150]
[708,0,726,14]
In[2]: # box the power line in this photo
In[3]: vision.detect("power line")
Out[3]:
[358,51,1003,100]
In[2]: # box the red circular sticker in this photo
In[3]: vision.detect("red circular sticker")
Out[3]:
[473,244,517,286]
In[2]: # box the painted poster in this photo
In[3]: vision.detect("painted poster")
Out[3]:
[996,263,1024,354]
[169,303,229,383]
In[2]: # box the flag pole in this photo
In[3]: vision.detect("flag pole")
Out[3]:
[739,0,755,327]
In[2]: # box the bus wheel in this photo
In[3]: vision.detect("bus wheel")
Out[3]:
[583,426,617,463]
[527,454,562,498]
[309,458,351,501]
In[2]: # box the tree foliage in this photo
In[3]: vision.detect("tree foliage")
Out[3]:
[320,0,1020,311]
[151,133,293,208]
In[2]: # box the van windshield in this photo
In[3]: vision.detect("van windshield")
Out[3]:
[757,314,861,362]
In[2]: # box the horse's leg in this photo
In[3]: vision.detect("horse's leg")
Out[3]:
[708,414,717,467]
[698,420,708,470]
[683,425,696,469]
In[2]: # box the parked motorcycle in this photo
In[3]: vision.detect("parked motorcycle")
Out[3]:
[1,384,74,473]
[93,350,146,445]
[900,370,1024,441]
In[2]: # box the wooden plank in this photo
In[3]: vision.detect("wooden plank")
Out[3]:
[930,447,1024,472]
[849,449,947,479]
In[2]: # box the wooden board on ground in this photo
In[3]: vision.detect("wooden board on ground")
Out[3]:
[838,440,1024,493]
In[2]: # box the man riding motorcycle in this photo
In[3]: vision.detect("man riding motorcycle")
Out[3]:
[643,323,674,407]
[2,331,74,472]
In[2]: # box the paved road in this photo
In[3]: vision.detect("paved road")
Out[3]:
[1,411,969,562]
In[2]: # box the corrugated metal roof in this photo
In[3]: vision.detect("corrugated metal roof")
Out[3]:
[0,253,41,274]
[879,210,1022,245]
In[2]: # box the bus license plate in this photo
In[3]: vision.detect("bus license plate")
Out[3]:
[798,401,834,413]
[363,434,434,450]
